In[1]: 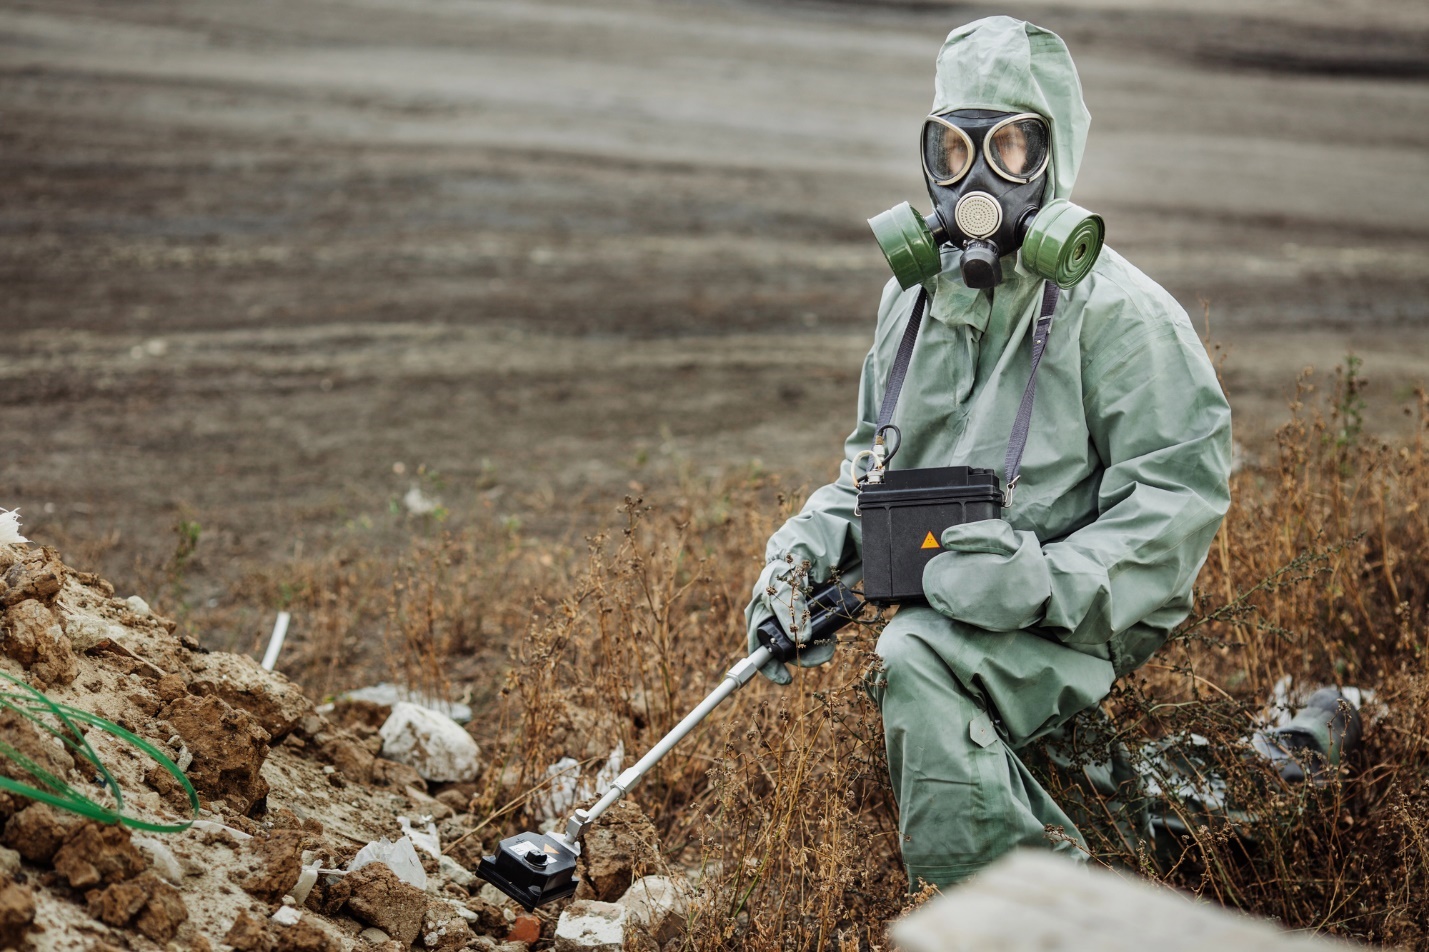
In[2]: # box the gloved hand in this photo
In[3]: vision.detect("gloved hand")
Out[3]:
[744,556,837,685]
[922,519,1051,631]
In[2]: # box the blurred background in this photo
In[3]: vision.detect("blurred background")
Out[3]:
[3,0,1427,660]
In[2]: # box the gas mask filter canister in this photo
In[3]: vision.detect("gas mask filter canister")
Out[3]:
[868,110,1104,290]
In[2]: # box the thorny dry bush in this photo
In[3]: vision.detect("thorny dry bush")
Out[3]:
[187,364,1426,950]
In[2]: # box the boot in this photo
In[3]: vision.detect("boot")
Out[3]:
[1252,687,1363,784]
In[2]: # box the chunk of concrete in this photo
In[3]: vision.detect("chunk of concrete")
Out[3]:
[617,875,690,944]
[554,899,626,951]
[438,855,476,887]
[422,902,477,951]
[891,850,1350,952]
[379,702,480,783]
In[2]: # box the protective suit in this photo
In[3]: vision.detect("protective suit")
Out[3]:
[745,17,1232,888]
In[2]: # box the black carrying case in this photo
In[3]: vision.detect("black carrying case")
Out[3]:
[857,466,1002,604]
[853,281,1060,606]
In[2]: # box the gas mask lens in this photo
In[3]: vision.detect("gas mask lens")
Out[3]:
[921,117,974,186]
[985,114,1050,183]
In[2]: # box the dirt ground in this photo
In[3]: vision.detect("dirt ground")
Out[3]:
[2,0,1427,636]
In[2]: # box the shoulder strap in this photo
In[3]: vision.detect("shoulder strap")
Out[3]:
[1002,281,1060,507]
[875,288,928,430]
[868,280,1059,506]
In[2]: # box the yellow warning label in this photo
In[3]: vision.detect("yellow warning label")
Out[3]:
[920,531,940,549]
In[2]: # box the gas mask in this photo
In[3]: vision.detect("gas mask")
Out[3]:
[868,109,1105,290]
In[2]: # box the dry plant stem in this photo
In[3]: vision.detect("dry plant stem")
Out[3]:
[446,753,606,856]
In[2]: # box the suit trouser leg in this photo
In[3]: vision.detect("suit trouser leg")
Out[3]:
[869,605,1117,888]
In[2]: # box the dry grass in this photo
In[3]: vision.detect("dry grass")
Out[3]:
[166,362,1429,949]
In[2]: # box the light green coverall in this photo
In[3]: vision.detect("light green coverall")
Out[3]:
[745,18,1233,887]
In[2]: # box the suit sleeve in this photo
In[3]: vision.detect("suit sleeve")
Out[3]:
[923,299,1231,648]
[1036,316,1232,644]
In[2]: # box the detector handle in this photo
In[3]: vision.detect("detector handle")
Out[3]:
[558,582,863,849]
[559,645,774,848]
[755,580,865,663]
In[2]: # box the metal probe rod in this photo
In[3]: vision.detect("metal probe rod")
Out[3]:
[560,646,773,848]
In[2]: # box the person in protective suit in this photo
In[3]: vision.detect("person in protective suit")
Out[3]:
[743,17,1233,889]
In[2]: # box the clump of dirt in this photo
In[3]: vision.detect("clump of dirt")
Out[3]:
[3,803,78,864]
[239,829,308,903]
[1,598,77,689]
[0,547,64,606]
[574,799,661,903]
[0,707,76,789]
[339,862,428,946]
[190,651,314,742]
[0,873,37,947]
[87,871,188,943]
[52,822,149,889]
[166,693,273,814]
[225,908,343,952]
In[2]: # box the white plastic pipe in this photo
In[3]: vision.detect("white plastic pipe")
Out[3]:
[260,611,291,671]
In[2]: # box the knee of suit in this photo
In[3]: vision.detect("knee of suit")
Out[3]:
[872,624,920,682]
[874,606,990,686]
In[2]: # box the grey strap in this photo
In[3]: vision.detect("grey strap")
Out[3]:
[875,288,928,430]
[871,281,1059,505]
[1002,281,1060,506]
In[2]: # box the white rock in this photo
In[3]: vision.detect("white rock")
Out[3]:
[271,906,303,926]
[124,595,153,616]
[891,850,1345,952]
[379,702,481,782]
[131,835,185,885]
[0,846,20,876]
[359,926,391,945]
[554,900,627,951]
[617,875,690,943]
[536,757,582,822]
[349,836,428,890]
[59,609,129,651]
[439,855,476,887]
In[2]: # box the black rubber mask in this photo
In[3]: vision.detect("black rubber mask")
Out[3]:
[922,109,1050,289]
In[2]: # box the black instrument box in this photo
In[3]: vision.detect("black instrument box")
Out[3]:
[857,466,1003,604]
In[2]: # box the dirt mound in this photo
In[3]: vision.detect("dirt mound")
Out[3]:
[0,541,560,950]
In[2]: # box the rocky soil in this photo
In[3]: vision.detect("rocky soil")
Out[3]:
[0,540,675,951]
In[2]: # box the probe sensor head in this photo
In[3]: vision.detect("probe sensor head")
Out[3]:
[476,831,580,910]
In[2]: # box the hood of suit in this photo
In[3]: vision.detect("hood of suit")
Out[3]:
[930,16,1090,205]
